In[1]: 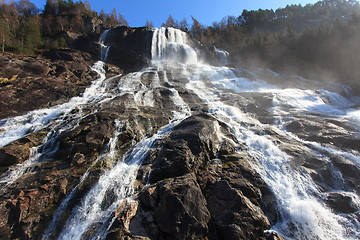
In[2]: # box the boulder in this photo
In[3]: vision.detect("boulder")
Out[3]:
[128,113,277,240]
[325,192,359,214]
[147,113,220,183]
[136,174,211,240]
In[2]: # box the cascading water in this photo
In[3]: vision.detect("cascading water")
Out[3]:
[151,27,197,65]
[149,27,360,239]
[215,47,230,66]
[2,26,359,239]
[0,30,111,148]
[0,30,113,192]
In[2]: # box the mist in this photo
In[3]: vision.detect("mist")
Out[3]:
[186,1,360,95]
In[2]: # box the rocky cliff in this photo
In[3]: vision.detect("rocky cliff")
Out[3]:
[0,27,359,240]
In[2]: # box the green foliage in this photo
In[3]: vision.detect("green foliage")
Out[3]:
[18,17,42,53]
[1,0,130,53]
[185,0,360,91]
[0,19,14,51]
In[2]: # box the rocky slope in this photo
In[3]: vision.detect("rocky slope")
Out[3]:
[0,27,359,240]
[0,50,96,119]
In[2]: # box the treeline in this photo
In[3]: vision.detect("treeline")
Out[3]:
[206,0,360,87]
[161,0,360,89]
[0,0,128,54]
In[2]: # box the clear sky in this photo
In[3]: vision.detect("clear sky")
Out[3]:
[25,0,321,27]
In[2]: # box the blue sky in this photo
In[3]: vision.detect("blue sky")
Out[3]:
[27,0,320,27]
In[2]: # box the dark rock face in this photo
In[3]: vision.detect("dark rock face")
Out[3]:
[147,113,219,183]
[105,113,276,240]
[0,103,173,239]
[103,26,153,71]
[7,27,357,240]
[325,192,359,214]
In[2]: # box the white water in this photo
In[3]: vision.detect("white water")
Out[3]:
[151,27,197,65]
[0,31,114,195]
[42,119,124,239]
[2,27,359,239]
[54,29,193,238]
[0,61,109,188]
[185,66,359,239]
[0,30,112,148]
[215,47,230,66]
[58,110,189,240]
[147,27,360,239]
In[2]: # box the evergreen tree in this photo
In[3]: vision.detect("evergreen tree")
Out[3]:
[0,19,13,51]
[42,0,57,16]
[18,17,42,53]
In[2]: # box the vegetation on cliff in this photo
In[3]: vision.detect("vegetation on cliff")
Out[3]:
[1,0,360,89]
[189,1,360,87]
[0,0,128,54]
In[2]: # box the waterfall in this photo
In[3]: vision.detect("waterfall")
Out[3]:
[185,68,360,239]
[99,30,110,61]
[2,27,359,239]
[148,27,360,239]
[215,47,230,65]
[151,27,197,64]
[57,114,188,240]
[0,33,111,192]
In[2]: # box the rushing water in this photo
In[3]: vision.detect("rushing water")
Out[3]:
[1,27,359,239]
[0,31,113,193]
[147,27,360,239]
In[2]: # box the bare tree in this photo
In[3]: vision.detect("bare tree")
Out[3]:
[145,19,154,28]
[180,18,188,31]
[163,14,175,28]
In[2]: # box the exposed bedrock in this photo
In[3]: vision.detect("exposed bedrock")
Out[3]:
[106,113,278,240]
[100,26,153,72]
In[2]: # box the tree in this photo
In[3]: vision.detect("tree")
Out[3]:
[0,19,13,51]
[190,16,204,38]
[18,17,42,53]
[145,19,154,28]
[163,14,175,28]
[99,8,106,20]
[42,0,57,16]
[179,18,188,31]
[15,0,39,17]
[118,13,128,26]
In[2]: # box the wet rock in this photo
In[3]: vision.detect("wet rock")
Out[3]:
[102,26,153,72]
[147,113,220,183]
[71,153,86,166]
[325,192,359,214]
[105,64,123,78]
[135,174,210,240]
[0,129,48,174]
[105,200,145,240]
[153,174,210,239]
[264,230,286,240]
[129,114,276,240]
[206,180,270,239]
